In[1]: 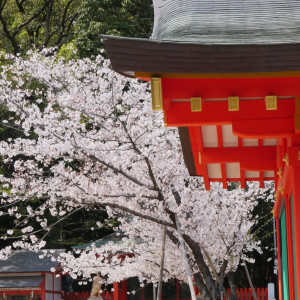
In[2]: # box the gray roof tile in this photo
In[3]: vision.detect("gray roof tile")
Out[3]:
[152,0,300,45]
[0,276,43,289]
[0,250,64,273]
[103,1,300,75]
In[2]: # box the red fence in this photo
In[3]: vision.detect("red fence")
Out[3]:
[63,287,268,300]
[63,291,113,300]
[225,288,268,300]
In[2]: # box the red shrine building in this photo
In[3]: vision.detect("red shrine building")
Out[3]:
[103,1,300,299]
[0,250,63,300]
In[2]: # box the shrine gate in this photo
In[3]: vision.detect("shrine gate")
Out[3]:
[103,1,300,299]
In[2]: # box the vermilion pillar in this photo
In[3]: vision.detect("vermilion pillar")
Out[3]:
[291,166,300,299]
[113,282,119,300]
[284,192,295,300]
[276,216,283,300]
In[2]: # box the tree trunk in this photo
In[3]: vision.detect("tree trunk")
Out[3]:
[227,272,237,300]
[194,272,211,300]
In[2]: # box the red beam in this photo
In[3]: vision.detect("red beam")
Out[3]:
[162,77,300,100]
[232,118,294,138]
[165,99,294,127]
[200,146,276,170]
[0,291,42,295]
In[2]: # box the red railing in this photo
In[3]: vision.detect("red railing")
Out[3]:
[63,287,268,300]
[63,291,113,300]
[225,288,268,300]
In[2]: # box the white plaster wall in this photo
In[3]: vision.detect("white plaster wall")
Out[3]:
[54,275,61,291]
[45,273,53,291]
[46,293,53,300]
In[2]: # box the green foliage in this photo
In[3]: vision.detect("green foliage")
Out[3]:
[76,0,154,57]
[0,0,82,55]
[57,41,80,60]
[0,0,154,58]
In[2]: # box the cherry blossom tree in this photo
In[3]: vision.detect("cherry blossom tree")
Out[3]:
[0,51,273,300]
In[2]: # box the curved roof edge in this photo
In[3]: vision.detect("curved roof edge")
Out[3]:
[102,35,300,77]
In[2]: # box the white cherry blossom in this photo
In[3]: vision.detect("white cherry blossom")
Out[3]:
[0,52,273,300]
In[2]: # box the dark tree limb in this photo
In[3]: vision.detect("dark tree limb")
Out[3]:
[169,185,218,299]
[13,0,52,36]
[88,154,157,191]
[227,272,238,300]
[101,202,175,229]
[166,229,212,299]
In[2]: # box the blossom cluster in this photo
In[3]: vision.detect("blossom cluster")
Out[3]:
[0,52,273,284]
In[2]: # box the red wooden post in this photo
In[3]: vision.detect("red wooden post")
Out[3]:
[238,288,242,300]
[275,215,283,300]
[244,288,247,299]
[285,186,296,300]
[142,287,144,300]
[226,288,231,297]
[258,287,262,300]
[41,279,46,300]
[113,283,119,300]
[248,287,252,299]
[120,280,127,300]
[292,166,300,300]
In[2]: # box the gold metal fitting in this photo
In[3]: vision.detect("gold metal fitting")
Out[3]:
[277,168,282,178]
[265,95,277,110]
[279,186,284,195]
[228,96,239,111]
[151,78,163,111]
[198,152,202,164]
[191,97,202,112]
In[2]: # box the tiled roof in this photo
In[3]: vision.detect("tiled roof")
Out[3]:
[152,0,300,45]
[0,276,43,289]
[73,232,127,250]
[103,1,300,76]
[73,232,142,252]
[0,250,64,273]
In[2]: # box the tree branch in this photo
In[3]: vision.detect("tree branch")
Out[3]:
[15,0,25,13]
[101,202,174,229]
[120,120,163,199]
[168,185,217,299]
[166,229,211,298]
[0,0,20,54]
[13,0,52,36]
[88,154,157,191]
